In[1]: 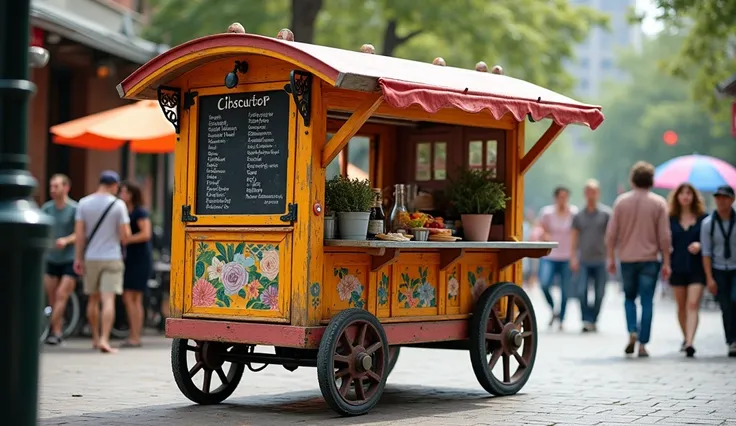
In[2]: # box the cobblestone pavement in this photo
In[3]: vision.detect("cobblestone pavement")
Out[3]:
[39,284,736,425]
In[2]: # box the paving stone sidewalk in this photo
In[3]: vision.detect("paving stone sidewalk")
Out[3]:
[38,285,736,425]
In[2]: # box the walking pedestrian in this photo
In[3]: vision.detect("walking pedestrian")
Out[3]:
[700,185,736,357]
[538,186,579,330]
[570,179,611,333]
[74,171,131,354]
[119,181,153,348]
[605,161,671,357]
[42,174,78,345]
[667,183,707,357]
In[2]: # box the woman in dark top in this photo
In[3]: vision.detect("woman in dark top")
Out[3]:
[119,181,153,348]
[667,182,707,357]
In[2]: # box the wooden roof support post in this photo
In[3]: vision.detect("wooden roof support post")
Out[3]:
[321,93,384,167]
[519,122,565,175]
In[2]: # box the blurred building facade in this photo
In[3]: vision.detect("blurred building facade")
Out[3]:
[28,0,166,204]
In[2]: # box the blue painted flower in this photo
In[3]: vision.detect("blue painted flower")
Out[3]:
[418,282,435,306]
[377,285,388,304]
[234,253,255,269]
[310,282,320,297]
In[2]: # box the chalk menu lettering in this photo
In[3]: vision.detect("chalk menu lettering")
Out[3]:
[196,90,290,215]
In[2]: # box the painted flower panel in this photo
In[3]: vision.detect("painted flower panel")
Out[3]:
[397,266,437,309]
[192,241,280,311]
[333,267,365,309]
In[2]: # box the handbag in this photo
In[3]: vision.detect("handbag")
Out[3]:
[84,198,119,256]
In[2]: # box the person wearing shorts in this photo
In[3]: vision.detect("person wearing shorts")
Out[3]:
[74,170,130,354]
[666,183,707,357]
[42,174,78,345]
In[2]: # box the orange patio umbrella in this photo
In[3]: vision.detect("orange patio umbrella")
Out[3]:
[50,100,175,153]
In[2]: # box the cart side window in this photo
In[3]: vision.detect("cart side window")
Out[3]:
[414,141,447,182]
[325,133,373,181]
[468,139,498,179]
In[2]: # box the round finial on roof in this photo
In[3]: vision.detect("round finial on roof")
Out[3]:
[227,23,246,34]
[491,65,504,75]
[432,57,446,66]
[360,44,376,54]
[475,61,488,72]
[277,28,294,41]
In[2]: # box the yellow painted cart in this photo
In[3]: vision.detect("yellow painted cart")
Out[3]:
[118,26,603,416]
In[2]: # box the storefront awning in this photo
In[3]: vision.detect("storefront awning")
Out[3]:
[31,0,167,64]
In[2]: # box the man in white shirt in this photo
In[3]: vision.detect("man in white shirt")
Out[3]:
[74,171,131,353]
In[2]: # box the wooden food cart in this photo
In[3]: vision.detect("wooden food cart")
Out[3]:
[117,26,603,416]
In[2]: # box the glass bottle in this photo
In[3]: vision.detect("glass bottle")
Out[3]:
[389,184,408,233]
[367,188,385,239]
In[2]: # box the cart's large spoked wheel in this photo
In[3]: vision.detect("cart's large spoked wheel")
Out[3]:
[469,282,537,396]
[171,338,246,405]
[317,308,389,416]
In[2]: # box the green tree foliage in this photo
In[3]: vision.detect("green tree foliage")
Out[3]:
[588,32,735,204]
[645,1,736,115]
[145,0,607,91]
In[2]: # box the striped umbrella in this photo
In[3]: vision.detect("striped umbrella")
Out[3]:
[654,154,736,192]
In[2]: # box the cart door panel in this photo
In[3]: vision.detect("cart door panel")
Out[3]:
[185,82,297,226]
[183,228,292,322]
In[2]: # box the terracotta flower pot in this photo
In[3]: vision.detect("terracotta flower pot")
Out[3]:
[461,214,493,242]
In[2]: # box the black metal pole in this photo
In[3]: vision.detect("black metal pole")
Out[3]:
[0,1,53,425]
[120,141,130,181]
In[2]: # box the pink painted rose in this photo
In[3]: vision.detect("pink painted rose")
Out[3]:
[192,279,217,307]
[448,277,459,298]
[337,275,361,301]
[260,250,280,281]
[260,285,279,310]
[220,262,248,295]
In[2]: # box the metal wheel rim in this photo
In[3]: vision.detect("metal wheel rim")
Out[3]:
[331,320,386,405]
[484,293,535,385]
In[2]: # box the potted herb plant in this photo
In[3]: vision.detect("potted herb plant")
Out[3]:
[446,169,508,241]
[323,177,337,239]
[325,176,374,240]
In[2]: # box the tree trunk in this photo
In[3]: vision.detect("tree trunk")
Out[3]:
[381,19,422,57]
[290,0,323,43]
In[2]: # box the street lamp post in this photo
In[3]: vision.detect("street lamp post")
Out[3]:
[0,1,53,425]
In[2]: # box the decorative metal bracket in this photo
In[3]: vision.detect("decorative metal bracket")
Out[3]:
[286,70,312,127]
[181,205,198,223]
[279,203,298,223]
[157,85,181,134]
[184,91,198,110]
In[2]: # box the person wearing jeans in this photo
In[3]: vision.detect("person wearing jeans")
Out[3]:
[571,179,611,332]
[538,186,578,330]
[605,162,671,357]
[701,185,736,357]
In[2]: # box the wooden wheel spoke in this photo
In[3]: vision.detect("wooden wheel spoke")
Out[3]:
[338,375,352,397]
[502,354,511,383]
[186,344,200,352]
[512,350,527,368]
[488,348,502,369]
[514,310,529,327]
[215,367,228,385]
[358,323,368,348]
[335,367,350,379]
[489,307,504,332]
[505,296,515,323]
[365,342,382,355]
[340,332,354,351]
[366,369,381,383]
[334,353,350,364]
[485,332,502,341]
[188,361,204,378]
[202,369,213,393]
[354,377,366,400]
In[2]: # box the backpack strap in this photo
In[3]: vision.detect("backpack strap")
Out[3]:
[710,211,716,241]
[84,198,119,255]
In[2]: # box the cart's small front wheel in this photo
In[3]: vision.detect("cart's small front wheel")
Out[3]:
[469,282,537,396]
[171,339,245,405]
[317,308,389,416]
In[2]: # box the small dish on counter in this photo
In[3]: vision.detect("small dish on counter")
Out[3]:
[376,233,414,242]
[411,228,430,241]
[428,234,462,242]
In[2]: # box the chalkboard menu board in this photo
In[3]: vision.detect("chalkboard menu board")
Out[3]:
[195,90,290,215]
